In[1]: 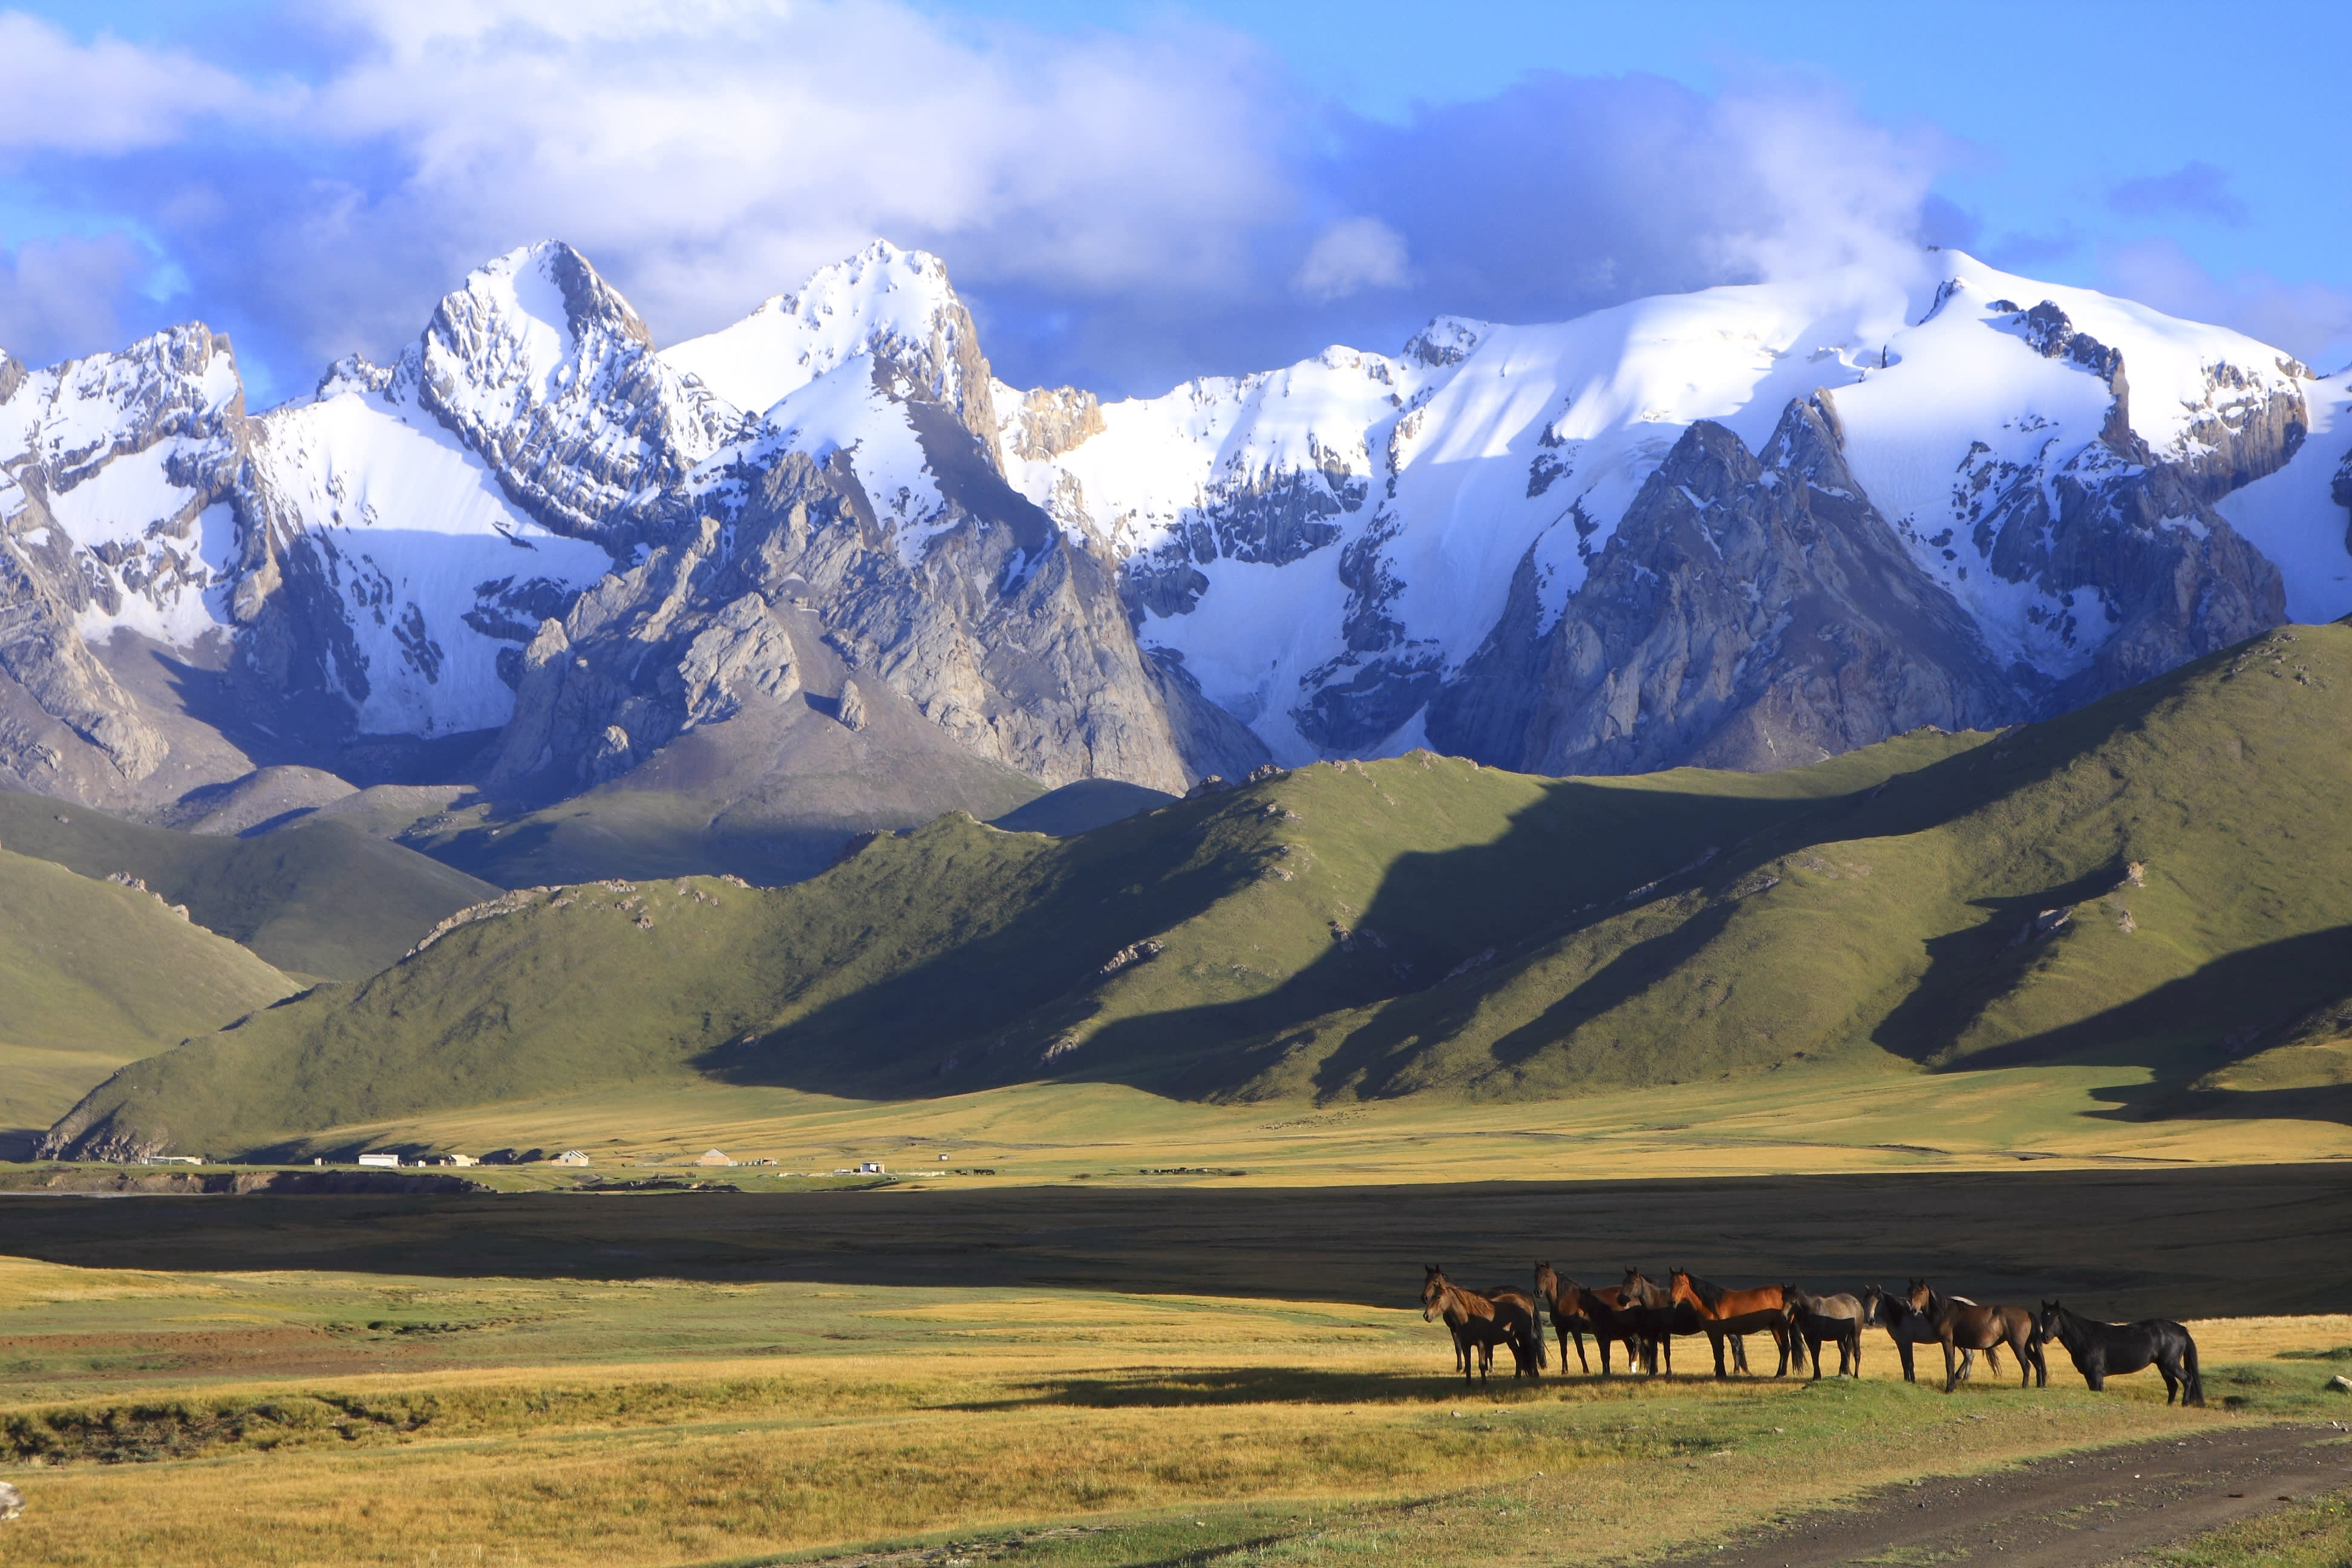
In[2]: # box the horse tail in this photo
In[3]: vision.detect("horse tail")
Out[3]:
[2181,1327,2204,1408]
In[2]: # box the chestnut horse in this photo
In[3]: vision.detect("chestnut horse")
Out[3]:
[1421,1266,1540,1385]
[1667,1269,1792,1379]
[1906,1281,2045,1393]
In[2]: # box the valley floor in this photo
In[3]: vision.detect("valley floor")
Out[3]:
[1,1166,2350,1564]
[0,1253,2346,1567]
[143,1053,2352,1189]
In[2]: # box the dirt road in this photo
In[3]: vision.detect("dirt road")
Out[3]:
[1653,1423,2350,1567]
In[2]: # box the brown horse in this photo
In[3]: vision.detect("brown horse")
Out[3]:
[1422,1266,1540,1385]
[1536,1265,1652,1376]
[1861,1284,1998,1383]
[1619,1268,1712,1376]
[1667,1269,1792,1379]
[1483,1283,1547,1374]
[1906,1281,2046,1393]
[1783,1287,1863,1379]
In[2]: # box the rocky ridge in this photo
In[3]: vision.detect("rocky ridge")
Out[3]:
[0,241,2346,842]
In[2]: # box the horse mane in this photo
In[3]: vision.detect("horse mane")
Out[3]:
[1679,1272,1727,1310]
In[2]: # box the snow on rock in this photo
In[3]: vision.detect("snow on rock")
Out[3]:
[1011,250,2322,762]
[402,241,743,543]
[663,241,998,439]
[240,387,614,734]
[2216,373,2352,624]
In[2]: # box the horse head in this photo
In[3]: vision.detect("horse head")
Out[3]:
[1905,1278,1933,1313]
[1421,1266,1448,1319]
[1534,1261,1558,1299]
[1666,1267,1697,1308]
[2037,1300,2062,1339]
[1860,1284,1889,1325]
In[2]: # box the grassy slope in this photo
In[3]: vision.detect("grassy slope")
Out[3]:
[44,728,1969,1157]
[0,848,294,1141]
[0,793,500,981]
[45,620,2352,1159]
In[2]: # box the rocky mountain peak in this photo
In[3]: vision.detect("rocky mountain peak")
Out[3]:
[1401,315,1489,368]
[400,240,741,543]
[664,238,999,445]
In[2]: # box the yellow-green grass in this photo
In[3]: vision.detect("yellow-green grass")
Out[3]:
[2,1255,2345,1567]
[0,846,296,1152]
[0,791,497,981]
[2140,1490,2352,1567]
[176,1053,2352,1187]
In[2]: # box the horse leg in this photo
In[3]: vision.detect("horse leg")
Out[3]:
[1573,1328,1590,1375]
[1897,1339,1915,1383]
[1771,1321,1791,1378]
[2014,1330,2031,1388]
[1942,1336,1960,1394]
[2160,1357,2180,1406]
[1710,1330,1729,1381]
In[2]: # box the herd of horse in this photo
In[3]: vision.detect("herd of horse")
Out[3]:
[1420,1266,2204,1406]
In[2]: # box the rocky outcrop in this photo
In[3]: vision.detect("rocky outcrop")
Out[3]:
[2335,446,2352,555]
[1429,398,2021,773]
[0,325,247,790]
[405,242,740,550]
[486,388,1267,797]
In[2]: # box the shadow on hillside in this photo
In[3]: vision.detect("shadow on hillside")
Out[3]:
[1866,858,2147,1067]
[705,743,1993,1103]
[1930,924,2352,1125]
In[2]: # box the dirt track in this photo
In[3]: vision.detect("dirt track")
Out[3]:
[1654,1423,2351,1567]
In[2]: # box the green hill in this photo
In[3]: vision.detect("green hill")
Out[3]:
[0,795,500,980]
[41,619,2352,1160]
[0,846,295,1155]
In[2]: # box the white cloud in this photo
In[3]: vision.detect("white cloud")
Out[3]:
[1293,217,1410,301]
[2103,237,2352,372]
[267,0,1292,351]
[0,13,250,155]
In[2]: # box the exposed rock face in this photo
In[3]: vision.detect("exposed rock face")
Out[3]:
[488,388,1267,797]
[2336,446,2352,555]
[1,241,2344,841]
[0,326,246,792]
[405,243,742,549]
[1429,399,2020,772]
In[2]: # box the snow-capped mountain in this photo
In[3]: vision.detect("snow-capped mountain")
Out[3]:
[1,237,2345,826]
[1002,255,2330,768]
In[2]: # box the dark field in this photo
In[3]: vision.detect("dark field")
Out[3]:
[7,1161,2350,1317]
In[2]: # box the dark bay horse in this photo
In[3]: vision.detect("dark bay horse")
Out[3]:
[1535,1265,1650,1376]
[1422,1266,1540,1385]
[1667,1269,1792,1379]
[2038,1301,2203,1406]
[1621,1268,1713,1376]
[1783,1287,1863,1379]
[1861,1283,1996,1385]
[1907,1281,2045,1393]
[1532,1263,1596,1374]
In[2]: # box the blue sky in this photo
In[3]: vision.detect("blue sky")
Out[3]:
[2,1,2345,403]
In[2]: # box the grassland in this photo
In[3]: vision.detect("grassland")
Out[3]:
[0,1251,2345,1567]
[0,846,295,1155]
[0,791,497,981]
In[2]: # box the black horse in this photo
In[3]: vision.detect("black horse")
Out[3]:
[1860,1283,1993,1384]
[2037,1301,2204,1407]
